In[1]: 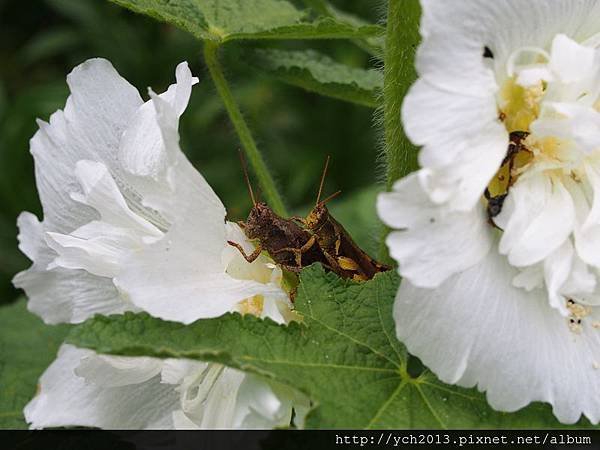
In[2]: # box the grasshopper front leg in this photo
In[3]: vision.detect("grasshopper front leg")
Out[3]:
[227,240,262,263]
[289,215,307,226]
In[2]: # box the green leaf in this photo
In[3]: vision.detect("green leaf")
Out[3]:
[108,0,383,43]
[0,300,69,429]
[247,49,382,107]
[68,266,594,429]
[300,0,384,55]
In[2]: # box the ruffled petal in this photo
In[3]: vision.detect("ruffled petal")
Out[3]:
[170,363,293,429]
[44,160,162,278]
[377,174,492,288]
[394,246,600,424]
[31,59,142,233]
[74,353,163,388]
[234,375,293,428]
[119,62,198,179]
[402,80,507,210]
[13,212,130,324]
[498,173,574,267]
[419,0,600,90]
[25,345,179,429]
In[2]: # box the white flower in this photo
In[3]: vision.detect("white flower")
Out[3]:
[25,345,305,429]
[377,0,600,424]
[15,58,302,429]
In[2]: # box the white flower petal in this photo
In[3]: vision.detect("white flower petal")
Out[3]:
[16,212,44,261]
[562,254,600,305]
[583,163,600,231]
[549,34,597,84]
[75,353,163,388]
[512,264,544,291]
[420,0,600,87]
[45,221,149,278]
[234,375,293,428]
[72,160,162,236]
[115,224,284,323]
[161,359,207,385]
[25,345,179,429]
[172,410,200,429]
[543,239,574,312]
[402,80,501,168]
[43,160,162,278]
[499,174,574,266]
[402,76,507,211]
[31,59,142,233]
[162,360,295,429]
[567,177,600,270]
[13,218,130,324]
[118,62,197,179]
[394,246,600,425]
[378,174,492,288]
[179,365,244,428]
[377,173,444,228]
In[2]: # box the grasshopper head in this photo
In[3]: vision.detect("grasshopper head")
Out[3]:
[244,202,274,239]
[306,203,328,230]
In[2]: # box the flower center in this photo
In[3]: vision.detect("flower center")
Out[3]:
[483,34,600,322]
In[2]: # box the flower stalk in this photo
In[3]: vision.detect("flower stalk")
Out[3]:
[379,0,420,259]
[203,41,288,216]
[383,0,419,190]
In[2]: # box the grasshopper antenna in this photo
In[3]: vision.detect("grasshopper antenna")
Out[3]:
[316,155,331,206]
[319,190,342,206]
[238,149,257,206]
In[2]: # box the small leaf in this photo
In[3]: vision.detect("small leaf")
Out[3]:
[109,0,383,43]
[0,300,69,429]
[247,49,382,107]
[68,266,594,429]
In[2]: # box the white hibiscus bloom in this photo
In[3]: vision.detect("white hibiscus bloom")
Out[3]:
[25,345,302,429]
[15,58,302,429]
[377,0,600,424]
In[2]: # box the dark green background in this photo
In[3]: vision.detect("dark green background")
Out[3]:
[0,0,384,304]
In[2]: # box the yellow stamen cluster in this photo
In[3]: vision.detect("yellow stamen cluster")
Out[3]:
[238,295,264,316]
[499,78,544,133]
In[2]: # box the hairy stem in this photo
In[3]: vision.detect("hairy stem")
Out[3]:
[203,41,287,216]
[383,0,419,189]
[379,0,420,259]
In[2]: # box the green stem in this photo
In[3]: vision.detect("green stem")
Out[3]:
[379,0,420,260]
[383,0,419,190]
[203,41,288,216]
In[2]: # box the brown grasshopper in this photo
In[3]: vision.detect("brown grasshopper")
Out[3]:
[291,157,390,281]
[228,153,388,281]
[227,153,329,274]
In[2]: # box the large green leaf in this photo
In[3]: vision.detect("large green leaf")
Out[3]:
[0,300,69,429]
[68,266,593,428]
[109,0,383,43]
[247,49,382,107]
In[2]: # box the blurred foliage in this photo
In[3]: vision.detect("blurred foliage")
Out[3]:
[0,299,69,428]
[0,0,384,303]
